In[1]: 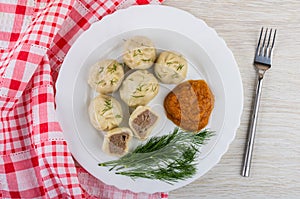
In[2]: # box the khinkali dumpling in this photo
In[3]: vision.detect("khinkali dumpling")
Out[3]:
[129,106,159,140]
[88,59,124,94]
[154,51,188,84]
[88,95,123,131]
[120,70,159,107]
[123,36,156,69]
[102,127,133,156]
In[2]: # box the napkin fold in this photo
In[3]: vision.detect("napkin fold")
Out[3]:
[0,0,167,198]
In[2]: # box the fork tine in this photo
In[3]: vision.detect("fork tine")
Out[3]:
[259,28,268,56]
[268,29,277,58]
[266,29,272,48]
[256,27,264,56]
[271,29,277,49]
[264,29,272,57]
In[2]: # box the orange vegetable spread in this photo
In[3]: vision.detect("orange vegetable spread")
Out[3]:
[164,80,214,131]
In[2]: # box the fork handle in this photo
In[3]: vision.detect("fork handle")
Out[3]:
[242,73,264,177]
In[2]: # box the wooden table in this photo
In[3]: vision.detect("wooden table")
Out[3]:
[162,0,300,198]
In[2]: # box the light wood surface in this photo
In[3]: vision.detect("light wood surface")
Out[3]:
[162,0,300,198]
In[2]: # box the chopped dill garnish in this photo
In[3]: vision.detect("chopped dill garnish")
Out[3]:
[136,84,144,92]
[95,80,105,85]
[151,85,157,92]
[107,63,118,73]
[110,78,118,85]
[131,95,145,98]
[167,61,179,65]
[101,99,112,115]
[98,67,104,73]
[133,49,143,57]
[176,64,184,71]
[115,114,122,118]
[141,58,152,62]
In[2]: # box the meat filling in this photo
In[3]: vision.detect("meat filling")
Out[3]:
[109,133,129,155]
[131,110,158,138]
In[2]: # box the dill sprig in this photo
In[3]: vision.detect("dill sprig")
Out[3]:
[98,127,214,184]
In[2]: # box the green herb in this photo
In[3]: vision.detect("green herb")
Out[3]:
[132,84,145,97]
[133,49,143,57]
[141,58,152,62]
[110,78,118,85]
[166,61,178,65]
[151,85,157,92]
[99,127,214,184]
[176,64,184,71]
[115,114,122,119]
[95,80,105,85]
[107,64,118,74]
[101,99,112,115]
[136,84,144,92]
[98,67,104,73]
[131,95,145,98]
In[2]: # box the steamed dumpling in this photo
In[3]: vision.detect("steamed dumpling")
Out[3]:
[120,70,159,107]
[88,59,124,94]
[129,106,159,140]
[123,36,156,69]
[154,51,188,84]
[88,95,123,131]
[102,127,133,156]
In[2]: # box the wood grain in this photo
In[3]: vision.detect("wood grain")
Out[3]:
[162,0,300,198]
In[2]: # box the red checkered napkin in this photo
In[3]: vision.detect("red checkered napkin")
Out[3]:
[0,0,168,198]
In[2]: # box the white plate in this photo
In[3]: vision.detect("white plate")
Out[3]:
[56,5,243,193]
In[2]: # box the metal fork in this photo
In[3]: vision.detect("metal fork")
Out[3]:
[242,27,277,177]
